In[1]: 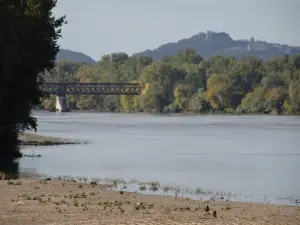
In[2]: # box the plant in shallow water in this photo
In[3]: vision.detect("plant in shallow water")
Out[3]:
[139,183,146,191]
[149,181,160,192]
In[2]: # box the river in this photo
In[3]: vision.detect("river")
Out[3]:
[20,111,300,206]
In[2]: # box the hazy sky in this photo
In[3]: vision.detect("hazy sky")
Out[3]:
[53,0,299,60]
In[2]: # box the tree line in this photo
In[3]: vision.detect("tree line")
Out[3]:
[43,50,300,115]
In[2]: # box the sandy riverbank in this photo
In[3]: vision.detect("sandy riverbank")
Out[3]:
[0,179,299,225]
[18,133,83,146]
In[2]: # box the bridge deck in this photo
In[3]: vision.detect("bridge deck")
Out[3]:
[40,83,141,95]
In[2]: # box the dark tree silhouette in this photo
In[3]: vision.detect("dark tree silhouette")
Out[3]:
[0,0,66,176]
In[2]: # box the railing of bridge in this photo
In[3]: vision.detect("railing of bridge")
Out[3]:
[40,83,141,95]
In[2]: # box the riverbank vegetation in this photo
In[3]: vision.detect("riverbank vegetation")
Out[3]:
[42,52,300,115]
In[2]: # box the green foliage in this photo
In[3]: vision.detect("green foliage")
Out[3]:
[42,96,56,110]
[188,92,211,113]
[140,83,166,113]
[120,95,139,112]
[41,50,300,115]
[0,0,66,159]
[174,84,193,111]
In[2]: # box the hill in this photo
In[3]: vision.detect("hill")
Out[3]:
[56,49,96,64]
[132,31,300,60]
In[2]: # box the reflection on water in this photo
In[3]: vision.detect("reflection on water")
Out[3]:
[20,112,300,206]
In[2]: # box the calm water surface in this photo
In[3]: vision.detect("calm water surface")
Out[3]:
[20,112,300,205]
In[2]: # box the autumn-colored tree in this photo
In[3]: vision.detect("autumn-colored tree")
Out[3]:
[174,84,193,111]
[140,83,166,112]
[205,74,232,110]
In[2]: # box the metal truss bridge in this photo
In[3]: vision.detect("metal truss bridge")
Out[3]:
[40,83,142,96]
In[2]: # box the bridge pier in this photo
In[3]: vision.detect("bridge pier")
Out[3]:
[55,95,69,112]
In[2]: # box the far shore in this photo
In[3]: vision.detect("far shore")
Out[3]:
[36,109,300,116]
[18,133,84,146]
[0,178,299,225]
